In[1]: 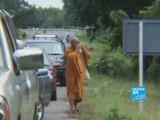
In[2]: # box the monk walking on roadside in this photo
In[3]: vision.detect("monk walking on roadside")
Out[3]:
[65,37,90,113]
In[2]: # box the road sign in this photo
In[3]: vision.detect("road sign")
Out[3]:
[123,20,160,55]
[131,86,146,101]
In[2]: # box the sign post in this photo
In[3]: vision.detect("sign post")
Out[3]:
[130,21,146,112]
[139,21,144,112]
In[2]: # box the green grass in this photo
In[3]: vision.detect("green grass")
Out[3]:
[79,72,160,120]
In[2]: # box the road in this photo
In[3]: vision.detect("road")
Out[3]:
[23,29,79,38]
[44,86,79,120]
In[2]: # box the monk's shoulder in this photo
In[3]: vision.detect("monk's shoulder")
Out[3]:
[65,47,73,53]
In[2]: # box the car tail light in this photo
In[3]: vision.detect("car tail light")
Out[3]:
[54,63,65,67]
[60,63,64,67]
[0,96,10,120]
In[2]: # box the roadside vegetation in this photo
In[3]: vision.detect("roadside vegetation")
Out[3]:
[76,33,160,120]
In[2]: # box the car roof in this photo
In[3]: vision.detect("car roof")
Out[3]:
[25,39,61,43]
[34,34,58,38]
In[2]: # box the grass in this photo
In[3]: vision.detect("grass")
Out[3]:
[79,72,160,120]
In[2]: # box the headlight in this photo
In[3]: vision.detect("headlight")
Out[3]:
[0,96,10,120]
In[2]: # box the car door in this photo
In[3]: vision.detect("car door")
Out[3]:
[16,71,39,120]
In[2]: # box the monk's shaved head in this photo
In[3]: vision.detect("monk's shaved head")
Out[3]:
[71,37,79,43]
[70,37,80,49]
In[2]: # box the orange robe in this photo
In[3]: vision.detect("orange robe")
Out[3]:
[65,47,90,102]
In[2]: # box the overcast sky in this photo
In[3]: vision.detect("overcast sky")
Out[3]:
[26,0,64,9]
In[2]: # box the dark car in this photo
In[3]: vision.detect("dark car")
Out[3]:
[42,50,57,100]
[24,39,66,86]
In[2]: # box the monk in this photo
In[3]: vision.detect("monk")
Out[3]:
[65,37,90,112]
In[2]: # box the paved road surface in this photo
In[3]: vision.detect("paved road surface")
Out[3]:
[44,86,78,120]
[24,29,78,38]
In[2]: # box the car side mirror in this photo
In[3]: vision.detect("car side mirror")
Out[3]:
[13,48,44,71]
[36,68,48,76]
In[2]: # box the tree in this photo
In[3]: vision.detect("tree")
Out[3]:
[63,0,154,29]
[139,0,160,18]
[35,7,65,28]
[139,0,160,85]
[0,0,30,15]
[13,7,37,28]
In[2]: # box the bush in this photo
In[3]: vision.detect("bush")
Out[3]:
[95,47,134,77]
[146,56,160,86]
[106,103,132,120]
[76,31,135,78]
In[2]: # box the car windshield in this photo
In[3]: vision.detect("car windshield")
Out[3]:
[26,42,63,54]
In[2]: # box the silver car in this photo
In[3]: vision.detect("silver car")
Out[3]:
[0,10,43,120]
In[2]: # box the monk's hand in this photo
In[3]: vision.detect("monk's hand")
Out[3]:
[76,44,80,52]
[76,44,83,52]
[81,45,84,49]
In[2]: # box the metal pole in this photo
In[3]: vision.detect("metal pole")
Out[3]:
[139,21,144,112]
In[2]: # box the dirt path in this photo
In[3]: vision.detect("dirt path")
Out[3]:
[44,87,79,120]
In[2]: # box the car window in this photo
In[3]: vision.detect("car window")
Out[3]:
[0,17,16,71]
[1,18,15,54]
[0,36,5,70]
[26,42,63,54]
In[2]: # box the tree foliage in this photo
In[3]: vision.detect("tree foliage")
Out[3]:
[138,0,160,84]
[0,0,30,15]
[0,0,66,28]
[139,0,160,18]
[36,8,65,28]
[63,0,154,29]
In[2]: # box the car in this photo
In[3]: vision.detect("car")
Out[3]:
[30,34,65,50]
[0,10,44,120]
[24,39,66,86]
[41,49,57,101]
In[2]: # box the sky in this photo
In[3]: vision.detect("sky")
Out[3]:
[26,0,64,9]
